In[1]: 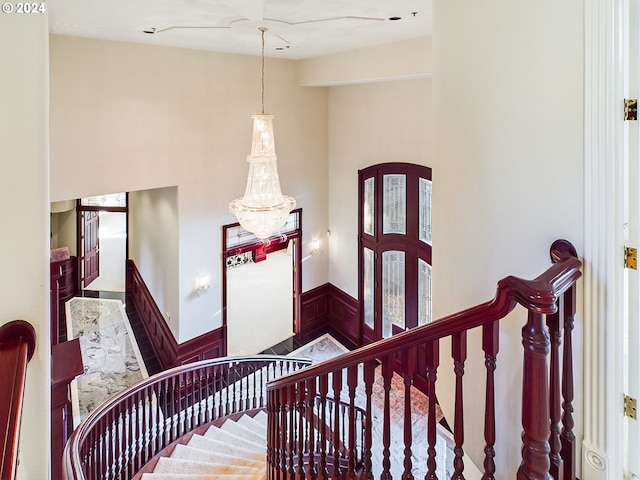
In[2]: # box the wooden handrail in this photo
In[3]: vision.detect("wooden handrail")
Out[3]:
[0,320,37,480]
[267,241,581,390]
[266,239,582,479]
[63,355,312,480]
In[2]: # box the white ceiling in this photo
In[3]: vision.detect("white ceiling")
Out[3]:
[49,0,432,60]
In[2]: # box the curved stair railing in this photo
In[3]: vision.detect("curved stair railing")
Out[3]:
[0,320,37,480]
[266,239,582,480]
[63,356,311,480]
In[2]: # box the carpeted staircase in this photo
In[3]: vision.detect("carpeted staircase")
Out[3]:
[141,411,268,480]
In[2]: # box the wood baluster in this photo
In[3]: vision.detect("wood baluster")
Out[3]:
[403,347,416,480]
[561,286,576,480]
[425,339,440,480]
[319,373,329,480]
[129,396,136,478]
[332,369,343,480]
[381,355,392,480]
[227,364,232,415]
[452,331,467,480]
[308,378,318,478]
[347,365,358,479]
[288,384,296,478]
[158,379,164,449]
[133,392,140,475]
[482,321,499,480]
[517,311,551,480]
[297,381,306,477]
[113,406,120,479]
[547,308,564,480]
[252,365,258,409]
[206,368,211,422]
[147,387,152,460]
[362,360,375,480]
[271,389,277,478]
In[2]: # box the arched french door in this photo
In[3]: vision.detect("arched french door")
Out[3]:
[358,163,432,345]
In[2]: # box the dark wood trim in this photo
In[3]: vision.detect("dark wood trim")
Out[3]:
[327,284,360,347]
[126,260,226,369]
[76,198,129,289]
[0,320,36,480]
[300,284,330,335]
[51,339,83,480]
[300,283,360,347]
[221,208,303,341]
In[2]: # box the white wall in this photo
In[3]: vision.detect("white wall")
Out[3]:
[432,0,584,475]
[129,187,180,339]
[50,35,329,343]
[327,78,434,298]
[227,249,293,355]
[0,10,50,480]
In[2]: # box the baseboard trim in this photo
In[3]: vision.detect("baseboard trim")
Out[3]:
[126,260,225,369]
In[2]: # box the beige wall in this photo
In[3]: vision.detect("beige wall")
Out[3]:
[433,0,584,475]
[298,36,432,86]
[0,11,50,480]
[129,187,180,338]
[327,78,434,298]
[49,35,329,342]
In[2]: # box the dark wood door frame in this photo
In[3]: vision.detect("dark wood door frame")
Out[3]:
[76,200,129,290]
[222,209,303,342]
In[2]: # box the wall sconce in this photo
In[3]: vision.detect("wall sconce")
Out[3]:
[195,274,211,295]
[310,239,322,257]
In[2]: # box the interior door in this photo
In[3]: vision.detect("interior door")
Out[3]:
[624,2,640,475]
[83,210,100,287]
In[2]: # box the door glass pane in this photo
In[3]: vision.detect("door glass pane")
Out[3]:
[363,248,375,329]
[363,177,375,236]
[382,250,405,338]
[419,178,432,244]
[418,258,432,325]
[383,174,406,235]
[80,192,127,207]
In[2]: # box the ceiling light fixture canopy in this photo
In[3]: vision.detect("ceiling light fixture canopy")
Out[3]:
[229,27,296,240]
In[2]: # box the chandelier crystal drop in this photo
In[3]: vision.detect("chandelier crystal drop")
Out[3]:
[229,28,296,239]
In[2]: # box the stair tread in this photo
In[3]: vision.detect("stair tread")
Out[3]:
[204,424,266,450]
[187,434,266,460]
[153,457,261,476]
[237,413,267,433]
[212,420,266,446]
[170,444,264,468]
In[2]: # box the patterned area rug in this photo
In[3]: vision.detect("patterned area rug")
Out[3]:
[66,297,148,426]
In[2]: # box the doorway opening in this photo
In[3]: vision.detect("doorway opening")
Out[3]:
[222,209,302,356]
[77,192,128,292]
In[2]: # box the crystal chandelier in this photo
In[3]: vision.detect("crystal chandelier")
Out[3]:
[229,27,296,240]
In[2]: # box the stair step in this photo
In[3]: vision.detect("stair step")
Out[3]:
[212,419,266,446]
[151,457,260,476]
[187,434,265,461]
[169,444,264,468]
[237,413,268,433]
[202,424,265,451]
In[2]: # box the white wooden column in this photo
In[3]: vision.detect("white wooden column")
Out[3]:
[583,0,627,478]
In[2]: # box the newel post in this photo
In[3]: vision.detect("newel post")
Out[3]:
[518,310,552,480]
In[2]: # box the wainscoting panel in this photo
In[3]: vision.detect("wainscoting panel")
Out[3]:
[127,261,226,369]
[300,284,330,334]
[300,283,359,346]
[327,284,360,346]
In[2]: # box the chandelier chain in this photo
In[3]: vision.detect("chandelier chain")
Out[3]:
[260,27,266,114]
